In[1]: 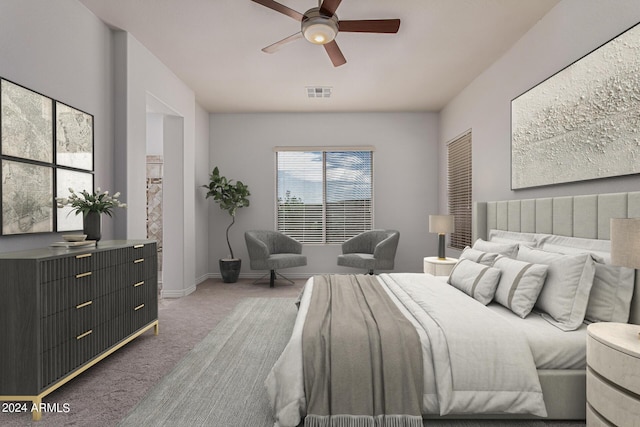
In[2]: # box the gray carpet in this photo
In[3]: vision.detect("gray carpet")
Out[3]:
[118,297,298,427]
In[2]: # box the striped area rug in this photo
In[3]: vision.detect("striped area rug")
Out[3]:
[118,297,297,427]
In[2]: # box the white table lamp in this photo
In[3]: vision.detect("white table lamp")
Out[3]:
[429,214,454,259]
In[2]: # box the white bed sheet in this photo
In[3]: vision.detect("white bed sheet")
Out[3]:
[486,303,587,369]
[433,274,587,370]
[267,274,547,427]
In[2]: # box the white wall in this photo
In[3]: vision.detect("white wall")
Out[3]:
[113,32,208,297]
[439,0,640,219]
[146,113,164,155]
[209,112,439,277]
[195,104,211,282]
[0,1,210,293]
[0,0,114,252]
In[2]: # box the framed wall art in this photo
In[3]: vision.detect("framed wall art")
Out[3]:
[56,101,93,171]
[1,79,53,163]
[56,169,93,232]
[1,160,53,235]
[511,21,640,190]
[0,77,95,235]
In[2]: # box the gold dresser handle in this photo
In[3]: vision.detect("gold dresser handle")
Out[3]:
[76,300,93,309]
[76,272,92,279]
[134,304,145,311]
[133,281,144,287]
[134,259,144,264]
[76,330,93,340]
[75,253,92,259]
[134,244,144,249]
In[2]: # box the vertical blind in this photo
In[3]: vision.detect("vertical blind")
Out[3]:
[276,149,373,244]
[447,131,472,250]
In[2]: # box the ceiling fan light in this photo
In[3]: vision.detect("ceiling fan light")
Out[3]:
[303,22,336,45]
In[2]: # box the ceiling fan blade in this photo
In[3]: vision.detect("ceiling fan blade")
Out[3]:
[262,32,304,53]
[324,40,346,67]
[339,19,401,33]
[251,0,304,21]
[319,0,342,17]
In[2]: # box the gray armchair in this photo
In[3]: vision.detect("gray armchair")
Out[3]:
[245,230,307,288]
[337,229,400,274]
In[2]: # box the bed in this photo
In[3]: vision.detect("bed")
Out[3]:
[266,191,640,427]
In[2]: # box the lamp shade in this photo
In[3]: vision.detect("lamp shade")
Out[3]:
[303,22,336,44]
[611,218,640,269]
[429,215,455,234]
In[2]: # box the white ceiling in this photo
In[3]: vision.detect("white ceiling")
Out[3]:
[79,0,560,113]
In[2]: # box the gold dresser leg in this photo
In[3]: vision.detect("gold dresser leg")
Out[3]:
[32,397,42,421]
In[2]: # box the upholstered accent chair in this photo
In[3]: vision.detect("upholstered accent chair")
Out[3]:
[337,229,400,274]
[245,230,307,288]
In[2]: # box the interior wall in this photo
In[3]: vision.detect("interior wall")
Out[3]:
[146,113,164,155]
[439,0,640,226]
[194,105,211,282]
[209,112,439,277]
[112,31,208,297]
[0,0,114,253]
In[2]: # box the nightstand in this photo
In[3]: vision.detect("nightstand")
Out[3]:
[586,322,640,426]
[423,256,457,276]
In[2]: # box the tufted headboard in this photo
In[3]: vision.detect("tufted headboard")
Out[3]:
[472,191,640,325]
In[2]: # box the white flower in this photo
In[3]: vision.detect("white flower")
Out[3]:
[113,192,120,198]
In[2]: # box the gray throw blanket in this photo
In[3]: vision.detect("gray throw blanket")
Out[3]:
[302,274,424,427]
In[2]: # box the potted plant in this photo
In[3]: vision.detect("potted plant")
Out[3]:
[203,166,250,283]
[56,187,127,241]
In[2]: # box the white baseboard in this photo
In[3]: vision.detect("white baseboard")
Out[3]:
[207,272,314,280]
[161,283,197,298]
[195,273,212,285]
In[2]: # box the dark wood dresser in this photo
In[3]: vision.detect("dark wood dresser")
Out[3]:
[0,240,158,420]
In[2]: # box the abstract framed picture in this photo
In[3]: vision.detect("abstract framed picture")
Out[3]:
[1,159,53,235]
[511,22,640,190]
[56,101,93,171]
[56,169,93,232]
[1,79,53,163]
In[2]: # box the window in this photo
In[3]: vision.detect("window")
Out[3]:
[275,148,373,244]
[447,131,472,250]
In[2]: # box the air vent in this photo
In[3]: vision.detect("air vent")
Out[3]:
[306,86,332,98]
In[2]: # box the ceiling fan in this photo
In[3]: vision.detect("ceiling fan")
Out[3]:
[251,0,401,67]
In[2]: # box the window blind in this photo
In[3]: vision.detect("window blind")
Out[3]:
[276,149,373,244]
[447,131,472,250]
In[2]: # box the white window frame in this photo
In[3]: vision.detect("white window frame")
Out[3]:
[274,146,375,244]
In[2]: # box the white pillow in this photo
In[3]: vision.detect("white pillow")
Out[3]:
[531,236,634,323]
[586,263,635,323]
[493,256,548,318]
[538,234,611,264]
[517,246,595,331]
[447,259,501,305]
[472,239,518,258]
[459,246,500,266]
[489,229,541,247]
